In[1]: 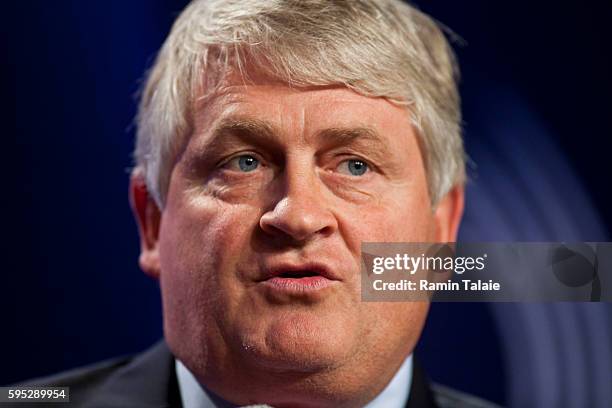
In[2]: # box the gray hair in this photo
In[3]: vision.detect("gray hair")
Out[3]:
[135,0,465,207]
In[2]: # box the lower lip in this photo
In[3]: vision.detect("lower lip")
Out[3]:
[260,276,337,293]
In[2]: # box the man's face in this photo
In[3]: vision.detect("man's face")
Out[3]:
[134,75,463,405]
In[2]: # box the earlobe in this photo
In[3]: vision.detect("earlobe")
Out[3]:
[129,170,162,279]
[433,185,465,243]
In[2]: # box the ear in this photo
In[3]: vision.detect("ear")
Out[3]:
[129,170,162,279]
[433,184,465,242]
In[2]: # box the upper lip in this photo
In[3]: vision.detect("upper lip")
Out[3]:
[257,262,341,282]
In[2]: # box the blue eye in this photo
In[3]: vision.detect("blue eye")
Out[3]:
[338,159,369,176]
[227,155,260,172]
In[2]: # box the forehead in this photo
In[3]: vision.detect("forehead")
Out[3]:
[192,75,415,142]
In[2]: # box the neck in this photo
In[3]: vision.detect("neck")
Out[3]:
[177,353,414,408]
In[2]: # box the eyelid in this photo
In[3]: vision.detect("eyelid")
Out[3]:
[329,158,372,179]
[332,154,379,174]
[217,151,265,169]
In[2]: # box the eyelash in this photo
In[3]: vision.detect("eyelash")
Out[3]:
[218,152,264,169]
[332,152,378,172]
[217,152,375,177]
[334,158,370,176]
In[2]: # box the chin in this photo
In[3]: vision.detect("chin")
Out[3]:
[238,312,355,373]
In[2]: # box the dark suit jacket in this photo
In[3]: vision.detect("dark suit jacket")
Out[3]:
[10,340,498,408]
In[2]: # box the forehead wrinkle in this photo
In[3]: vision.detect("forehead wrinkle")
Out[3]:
[190,84,409,165]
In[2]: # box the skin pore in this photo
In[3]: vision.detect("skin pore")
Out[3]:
[131,76,464,407]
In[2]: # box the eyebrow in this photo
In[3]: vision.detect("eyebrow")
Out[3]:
[317,126,386,148]
[317,127,395,165]
[191,116,395,166]
[212,117,279,146]
[187,117,280,165]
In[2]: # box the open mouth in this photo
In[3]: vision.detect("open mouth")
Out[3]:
[276,270,321,279]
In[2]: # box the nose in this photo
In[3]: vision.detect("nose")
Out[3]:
[259,170,338,243]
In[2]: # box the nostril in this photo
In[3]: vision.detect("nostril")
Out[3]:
[259,195,338,243]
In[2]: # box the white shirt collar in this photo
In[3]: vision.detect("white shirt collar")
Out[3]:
[176,355,413,408]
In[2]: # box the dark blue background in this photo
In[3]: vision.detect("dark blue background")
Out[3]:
[4,1,612,406]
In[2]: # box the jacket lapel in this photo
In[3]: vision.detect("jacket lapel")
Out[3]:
[85,340,436,408]
[87,340,181,408]
[404,359,439,408]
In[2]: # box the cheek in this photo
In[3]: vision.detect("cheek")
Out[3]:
[157,196,255,324]
[384,178,435,240]
[157,196,265,370]
[369,301,429,347]
[344,191,434,244]
[157,203,218,335]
